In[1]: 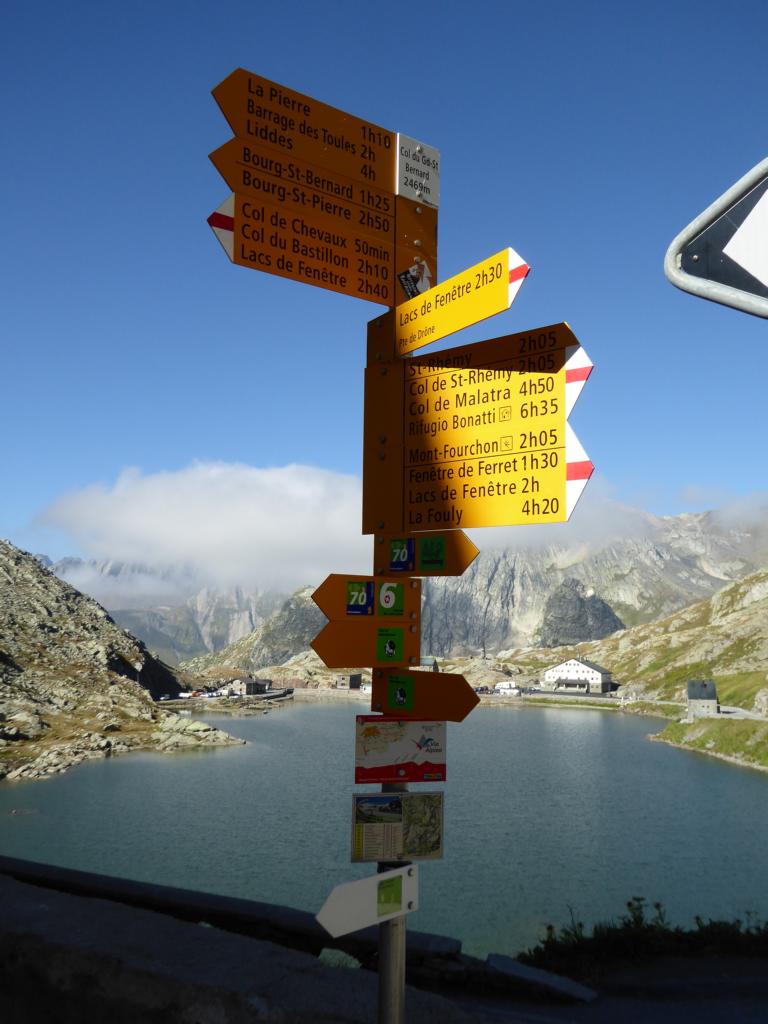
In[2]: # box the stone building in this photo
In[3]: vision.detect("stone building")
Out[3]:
[686,679,720,721]
[335,673,362,690]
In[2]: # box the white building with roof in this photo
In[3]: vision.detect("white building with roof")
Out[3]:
[541,658,612,694]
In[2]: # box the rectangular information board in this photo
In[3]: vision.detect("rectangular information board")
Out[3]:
[351,792,443,862]
[355,716,446,783]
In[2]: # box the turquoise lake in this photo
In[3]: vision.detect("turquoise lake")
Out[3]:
[2,701,767,958]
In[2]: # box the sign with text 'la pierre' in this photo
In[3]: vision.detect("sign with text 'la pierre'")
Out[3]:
[311,575,421,669]
[363,323,594,533]
[368,248,530,358]
[213,69,398,188]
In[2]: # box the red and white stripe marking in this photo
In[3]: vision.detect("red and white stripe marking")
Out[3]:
[207,195,234,260]
[565,422,593,519]
[564,344,593,417]
[506,247,530,308]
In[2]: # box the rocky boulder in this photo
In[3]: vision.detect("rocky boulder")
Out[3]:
[537,578,625,647]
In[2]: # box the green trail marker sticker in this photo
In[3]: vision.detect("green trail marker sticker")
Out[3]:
[419,535,446,571]
[376,627,404,661]
[377,581,404,616]
[387,673,414,711]
[377,875,403,916]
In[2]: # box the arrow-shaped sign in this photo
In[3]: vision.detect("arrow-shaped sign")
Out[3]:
[664,156,768,319]
[316,865,419,938]
[312,620,420,669]
[208,194,395,304]
[373,531,479,576]
[209,137,397,247]
[311,575,421,667]
[368,248,530,359]
[363,323,594,533]
[212,69,397,189]
[311,574,421,620]
[371,667,479,722]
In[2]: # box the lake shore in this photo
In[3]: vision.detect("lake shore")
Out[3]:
[5,684,768,782]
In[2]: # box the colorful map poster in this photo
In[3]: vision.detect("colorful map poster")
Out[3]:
[351,792,443,862]
[355,716,446,783]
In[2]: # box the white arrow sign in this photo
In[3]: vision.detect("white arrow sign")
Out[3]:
[664,156,768,318]
[316,865,419,938]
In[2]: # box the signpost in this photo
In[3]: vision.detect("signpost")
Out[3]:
[316,864,419,938]
[371,667,480,722]
[208,68,594,1024]
[664,156,768,318]
[363,324,593,533]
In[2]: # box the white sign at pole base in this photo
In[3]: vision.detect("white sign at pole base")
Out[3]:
[316,865,419,938]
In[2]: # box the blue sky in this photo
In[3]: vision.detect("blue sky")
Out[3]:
[2,0,767,580]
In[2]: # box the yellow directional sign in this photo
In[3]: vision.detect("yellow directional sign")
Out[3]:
[369,248,530,358]
[213,69,397,189]
[362,324,594,532]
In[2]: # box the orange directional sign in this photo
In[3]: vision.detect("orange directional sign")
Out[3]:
[312,619,420,669]
[370,668,479,722]
[212,69,397,189]
[311,574,421,621]
[208,194,394,304]
[209,137,396,246]
[363,324,594,533]
[373,531,479,577]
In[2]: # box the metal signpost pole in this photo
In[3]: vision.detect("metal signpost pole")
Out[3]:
[373,297,409,1024]
[378,782,409,1024]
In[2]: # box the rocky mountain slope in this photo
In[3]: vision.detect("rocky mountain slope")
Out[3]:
[0,541,240,781]
[537,577,625,646]
[45,504,768,665]
[50,557,284,664]
[420,508,768,654]
[180,586,325,678]
[206,569,768,720]
[502,566,768,710]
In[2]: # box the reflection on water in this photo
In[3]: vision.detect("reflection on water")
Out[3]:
[1,702,766,957]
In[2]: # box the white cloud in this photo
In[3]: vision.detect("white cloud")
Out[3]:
[470,475,657,551]
[40,462,370,593]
